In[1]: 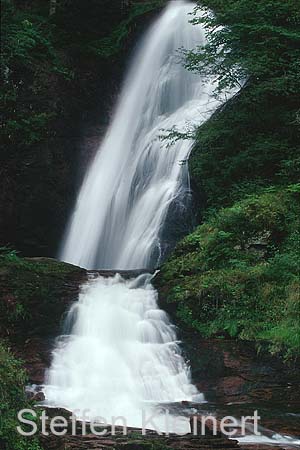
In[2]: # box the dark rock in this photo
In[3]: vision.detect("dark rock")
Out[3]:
[0,257,86,385]
[32,391,46,402]
[88,269,155,278]
[182,336,300,443]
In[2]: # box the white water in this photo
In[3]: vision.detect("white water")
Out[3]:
[44,0,225,432]
[60,0,223,270]
[45,273,202,432]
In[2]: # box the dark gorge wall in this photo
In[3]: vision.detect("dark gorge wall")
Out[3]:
[1,0,165,257]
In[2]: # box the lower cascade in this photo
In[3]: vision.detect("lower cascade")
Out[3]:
[45,274,202,431]
[44,0,223,432]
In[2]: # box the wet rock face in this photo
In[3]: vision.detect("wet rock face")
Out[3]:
[0,257,87,384]
[183,337,300,405]
[182,336,300,439]
[38,411,241,450]
[40,434,241,450]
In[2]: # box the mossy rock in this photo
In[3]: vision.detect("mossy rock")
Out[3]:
[0,250,86,343]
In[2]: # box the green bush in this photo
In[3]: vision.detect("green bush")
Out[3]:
[157,0,300,362]
[181,0,300,209]
[156,188,300,360]
[1,0,72,148]
[0,342,42,450]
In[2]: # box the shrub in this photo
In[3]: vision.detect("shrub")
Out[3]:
[0,342,42,450]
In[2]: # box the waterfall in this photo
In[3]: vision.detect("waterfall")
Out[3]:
[60,0,222,270]
[44,0,225,432]
[45,273,202,432]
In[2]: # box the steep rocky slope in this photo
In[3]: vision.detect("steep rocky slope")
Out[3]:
[1,0,165,256]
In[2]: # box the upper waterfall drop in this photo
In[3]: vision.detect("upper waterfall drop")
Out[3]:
[60,0,221,270]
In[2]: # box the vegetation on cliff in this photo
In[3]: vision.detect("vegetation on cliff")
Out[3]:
[0,1,299,448]
[0,248,85,344]
[1,0,164,256]
[0,249,85,448]
[157,0,300,359]
[0,343,42,450]
[157,188,300,359]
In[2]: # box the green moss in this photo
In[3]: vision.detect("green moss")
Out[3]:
[0,249,84,342]
[156,188,300,360]
[0,342,42,450]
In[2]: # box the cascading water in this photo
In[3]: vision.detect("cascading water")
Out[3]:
[44,0,224,432]
[60,0,223,271]
[45,273,201,432]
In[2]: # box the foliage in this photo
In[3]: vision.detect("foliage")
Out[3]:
[87,0,165,58]
[174,0,299,209]
[1,0,72,148]
[156,189,300,360]
[162,0,300,219]
[0,342,42,450]
[185,0,300,95]
[189,88,300,210]
[156,0,300,361]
